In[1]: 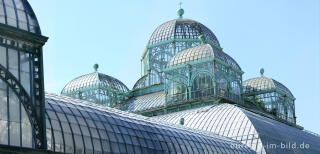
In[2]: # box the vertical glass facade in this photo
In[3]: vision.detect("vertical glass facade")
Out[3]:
[0,37,33,95]
[0,80,32,148]
[0,0,47,149]
[0,36,36,148]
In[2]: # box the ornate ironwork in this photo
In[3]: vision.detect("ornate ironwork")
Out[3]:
[164,44,243,107]
[138,17,223,90]
[0,64,43,148]
[61,72,129,107]
[243,69,296,124]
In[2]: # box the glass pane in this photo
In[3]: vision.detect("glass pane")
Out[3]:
[20,52,30,95]
[21,123,32,147]
[0,120,8,145]
[8,48,18,79]
[9,89,19,122]
[0,82,7,121]
[0,46,6,67]
[0,4,5,24]
[9,122,20,146]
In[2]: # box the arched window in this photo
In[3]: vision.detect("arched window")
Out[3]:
[167,77,187,104]
[216,78,228,97]
[230,81,241,102]
[191,74,214,100]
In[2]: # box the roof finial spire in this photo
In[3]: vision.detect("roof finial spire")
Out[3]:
[177,1,184,19]
[260,68,264,76]
[94,63,99,72]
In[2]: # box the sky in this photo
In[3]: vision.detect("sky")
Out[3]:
[28,0,320,134]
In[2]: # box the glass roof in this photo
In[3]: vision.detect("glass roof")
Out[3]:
[118,91,165,113]
[0,0,41,34]
[243,76,294,97]
[61,72,129,94]
[45,93,255,154]
[147,19,220,47]
[154,103,320,153]
[167,44,241,70]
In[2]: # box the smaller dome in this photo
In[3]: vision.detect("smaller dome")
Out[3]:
[243,75,293,97]
[61,72,129,94]
[167,44,241,70]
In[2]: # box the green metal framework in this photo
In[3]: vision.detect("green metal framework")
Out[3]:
[136,18,222,92]
[164,44,243,109]
[243,71,296,124]
[0,22,48,149]
[61,72,130,107]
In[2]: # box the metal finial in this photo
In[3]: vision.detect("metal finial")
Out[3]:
[180,117,185,125]
[94,63,99,72]
[177,1,184,18]
[260,68,264,76]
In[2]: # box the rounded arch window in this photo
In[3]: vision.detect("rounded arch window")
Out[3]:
[191,73,214,99]
[230,81,241,96]
[167,77,187,104]
[216,78,228,97]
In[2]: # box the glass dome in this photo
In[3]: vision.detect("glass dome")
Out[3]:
[167,44,241,70]
[243,70,296,124]
[147,18,220,48]
[243,75,293,97]
[0,0,41,34]
[140,9,222,90]
[61,72,129,107]
[62,72,129,94]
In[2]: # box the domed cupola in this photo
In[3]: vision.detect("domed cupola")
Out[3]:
[164,42,243,107]
[136,7,222,91]
[61,64,129,107]
[167,43,241,70]
[147,18,220,48]
[243,68,296,124]
[0,0,41,34]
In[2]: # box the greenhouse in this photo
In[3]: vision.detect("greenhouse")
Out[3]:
[0,0,319,154]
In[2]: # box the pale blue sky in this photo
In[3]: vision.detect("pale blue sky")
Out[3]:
[28,0,320,134]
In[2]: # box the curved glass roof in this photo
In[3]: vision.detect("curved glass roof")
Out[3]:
[147,19,220,47]
[61,72,129,94]
[167,44,241,70]
[118,91,165,113]
[243,76,294,97]
[0,0,41,34]
[155,103,320,153]
[45,93,255,154]
[133,75,148,90]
